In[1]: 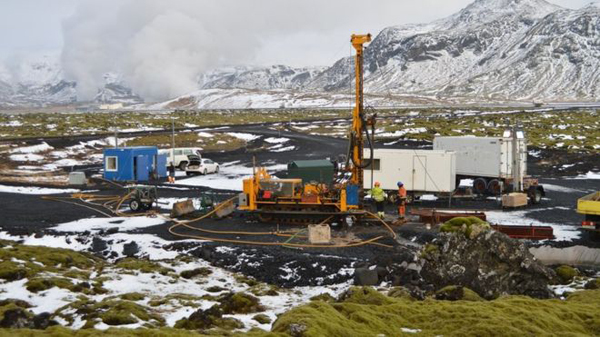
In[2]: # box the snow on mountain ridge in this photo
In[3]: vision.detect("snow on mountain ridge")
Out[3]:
[4,0,600,108]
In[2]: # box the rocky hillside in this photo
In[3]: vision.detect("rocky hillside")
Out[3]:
[170,0,600,108]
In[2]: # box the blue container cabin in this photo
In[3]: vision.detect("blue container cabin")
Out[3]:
[103,146,167,182]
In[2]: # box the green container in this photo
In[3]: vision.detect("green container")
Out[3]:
[287,160,334,184]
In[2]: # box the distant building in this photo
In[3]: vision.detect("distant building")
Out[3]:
[99,102,124,110]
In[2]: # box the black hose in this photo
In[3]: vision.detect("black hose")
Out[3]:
[350,119,375,169]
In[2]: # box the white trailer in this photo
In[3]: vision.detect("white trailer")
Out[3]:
[363,148,456,195]
[433,136,544,202]
[433,136,526,179]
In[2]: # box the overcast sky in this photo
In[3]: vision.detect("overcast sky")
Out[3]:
[0,0,593,66]
[0,0,595,101]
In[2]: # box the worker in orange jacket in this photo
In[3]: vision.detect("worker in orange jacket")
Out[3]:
[397,181,407,218]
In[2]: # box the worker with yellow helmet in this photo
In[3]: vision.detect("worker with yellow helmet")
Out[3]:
[368,181,387,218]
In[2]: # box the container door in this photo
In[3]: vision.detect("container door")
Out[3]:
[136,155,150,181]
[412,155,427,191]
[157,154,167,178]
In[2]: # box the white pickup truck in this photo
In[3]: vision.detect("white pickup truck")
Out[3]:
[159,147,202,170]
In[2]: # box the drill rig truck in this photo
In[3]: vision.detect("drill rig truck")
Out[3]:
[238,34,376,224]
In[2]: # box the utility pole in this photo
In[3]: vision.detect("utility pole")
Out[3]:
[171,117,175,165]
[114,128,118,148]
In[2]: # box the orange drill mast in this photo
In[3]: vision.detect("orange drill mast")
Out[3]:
[349,34,374,194]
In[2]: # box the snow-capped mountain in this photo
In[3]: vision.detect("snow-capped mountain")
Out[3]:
[0,55,76,107]
[4,0,600,108]
[0,57,140,108]
[169,0,600,108]
[94,73,143,104]
[197,65,326,91]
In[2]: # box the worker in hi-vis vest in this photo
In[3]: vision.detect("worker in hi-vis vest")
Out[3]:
[369,182,387,219]
[397,181,407,218]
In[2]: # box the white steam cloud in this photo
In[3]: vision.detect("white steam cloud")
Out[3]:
[60,0,473,101]
[62,0,262,101]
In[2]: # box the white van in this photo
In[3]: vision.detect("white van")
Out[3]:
[159,147,202,170]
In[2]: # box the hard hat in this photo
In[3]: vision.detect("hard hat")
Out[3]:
[397,181,404,187]
[374,181,381,187]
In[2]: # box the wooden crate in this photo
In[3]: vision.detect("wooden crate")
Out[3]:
[502,193,528,208]
[308,224,331,244]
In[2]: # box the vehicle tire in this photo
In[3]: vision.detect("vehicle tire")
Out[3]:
[473,178,487,195]
[215,166,219,173]
[203,169,208,175]
[487,179,502,195]
[186,172,192,176]
[179,161,188,171]
[129,199,141,212]
[528,187,542,204]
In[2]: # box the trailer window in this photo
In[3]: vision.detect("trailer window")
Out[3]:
[106,156,118,172]
[365,159,380,171]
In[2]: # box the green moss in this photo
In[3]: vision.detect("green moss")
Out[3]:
[387,287,414,301]
[218,292,265,315]
[147,293,203,308]
[585,278,600,290]
[337,287,393,306]
[555,265,579,284]
[421,243,440,259]
[253,314,272,325]
[54,298,164,328]
[180,267,213,279]
[235,274,259,287]
[206,286,227,293]
[309,293,336,303]
[115,258,174,275]
[436,286,483,302]
[63,269,91,280]
[0,260,28,281]
[0,326,282,336]
[249,284,279,297]
[0,240,99,282]
[440,217,491,239]
[25,277,75,293]
[99,300,164,327]
[272,288,600,337]
[119,293,146,301]
[174,305,244,331]
[0,299,33,322]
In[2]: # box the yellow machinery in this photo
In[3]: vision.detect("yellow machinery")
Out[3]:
[578,192,600,233]
[239,34,376,224]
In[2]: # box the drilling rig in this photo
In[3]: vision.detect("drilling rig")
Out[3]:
[238,34,376,224]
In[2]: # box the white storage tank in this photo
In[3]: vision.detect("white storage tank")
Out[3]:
[363,148,456,193]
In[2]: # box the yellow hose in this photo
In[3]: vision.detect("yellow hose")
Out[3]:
[44,192,397,249]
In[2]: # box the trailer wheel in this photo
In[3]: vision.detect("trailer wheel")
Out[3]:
[528,187,542,204]
[487,179,502,195]
[129,199,141,212]
[473,178,487,195]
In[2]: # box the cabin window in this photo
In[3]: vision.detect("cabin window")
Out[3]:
[365,159,380,171]
[106,156,118,171]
